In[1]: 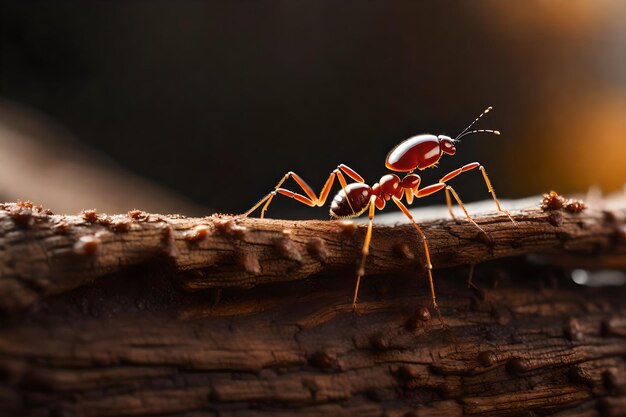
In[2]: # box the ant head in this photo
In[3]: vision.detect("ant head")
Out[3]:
[438,135,456,155]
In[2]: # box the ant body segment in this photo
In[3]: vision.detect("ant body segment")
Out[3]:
[242,107,512,323]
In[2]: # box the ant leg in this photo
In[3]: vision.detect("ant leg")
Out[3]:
[415,183,447,198]
[318,168,357,214]
[249,188,317,218]
[317,171,337,206]
[275,188,316,207]
[335,170,357,214]
[244,164,366,218]
[479,166,515,223]
[405,187,414,205]
[445,186,487,235]
[338,164,365,183]
[243,191,274,218]
[243,171,318,218]
[440,163,479,183]
[320,164,365,213]
[392,196,445,326]
[444,187,457,220]
[440,163,478,221]
[439,162,515,224]
[319,164,365,208]
[353,195,377,308]
[259,192,276,219]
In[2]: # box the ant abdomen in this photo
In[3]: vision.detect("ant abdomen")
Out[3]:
[330,183,372,218]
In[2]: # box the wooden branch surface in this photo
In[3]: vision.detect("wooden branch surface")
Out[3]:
[0,195,625,314]
[0,194,625,416]
[0,257,625,416]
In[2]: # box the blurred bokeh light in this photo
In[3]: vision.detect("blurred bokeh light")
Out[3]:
[0,0,624,216]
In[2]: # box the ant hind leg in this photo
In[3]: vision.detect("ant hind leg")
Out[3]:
[243,164,366,219]
[243,171,317,218]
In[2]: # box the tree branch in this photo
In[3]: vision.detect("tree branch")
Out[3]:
[0,193,624,314]
[0,252,625,416]
[0,194,625,416]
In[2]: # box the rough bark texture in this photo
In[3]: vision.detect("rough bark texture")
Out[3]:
[0,195,624,314]
[0,195,625,416]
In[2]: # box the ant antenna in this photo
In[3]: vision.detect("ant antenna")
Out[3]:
[454,106,500,141]
[455,129,501,141]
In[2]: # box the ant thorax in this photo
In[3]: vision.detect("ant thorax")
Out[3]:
[385,134,443,172]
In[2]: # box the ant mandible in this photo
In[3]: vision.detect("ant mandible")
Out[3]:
[242,106,512,322]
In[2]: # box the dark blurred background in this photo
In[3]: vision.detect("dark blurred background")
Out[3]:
[0,1,624,217]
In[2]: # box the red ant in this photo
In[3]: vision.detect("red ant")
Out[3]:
[242,106,512,322]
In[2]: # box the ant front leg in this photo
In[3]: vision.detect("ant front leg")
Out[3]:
[243,164,364,218]
[443,186,487,235]
[440,162,515,224]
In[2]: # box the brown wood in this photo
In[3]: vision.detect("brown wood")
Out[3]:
[0,194,625,416]
[0,195,624,314]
